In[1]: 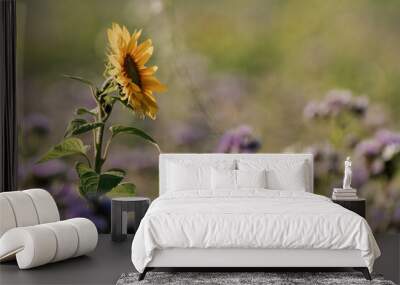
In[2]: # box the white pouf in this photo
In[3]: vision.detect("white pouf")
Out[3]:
[0,189,98,269]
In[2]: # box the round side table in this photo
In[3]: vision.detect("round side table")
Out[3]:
[111,197,150,242]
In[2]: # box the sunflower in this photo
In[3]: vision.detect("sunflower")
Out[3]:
[106,23,166,119]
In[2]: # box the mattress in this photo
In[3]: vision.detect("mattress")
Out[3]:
[131,190,380,273]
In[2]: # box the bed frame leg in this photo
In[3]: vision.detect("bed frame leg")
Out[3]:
[354,267,371,280]
[138,268,148,281]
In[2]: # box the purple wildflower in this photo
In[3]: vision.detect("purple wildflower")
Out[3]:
[355,129,400,162]
[50,184,108,232]
[216,125,261,153]
[324,89,352,116]
[351,164,370,188]
[351,96,369,115]
[304,144,340,176]
[375,129,400,146]
[31,160,68,178]
[303,101,320,119]
[370,159,384,176]
[369,207,386,231]
[393,205,400,222]
[382,144,400,161]
[303,89,369,120]
[355,139,382,158]
[24,113,51,134]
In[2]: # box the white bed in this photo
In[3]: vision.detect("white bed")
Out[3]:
[131,154,380,280]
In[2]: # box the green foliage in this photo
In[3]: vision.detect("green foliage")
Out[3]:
[110,96,135,113]
[106,182,136,198]
[76,162,100,195]
[110,125,159,150]
[38,137,90,163]
[64,118,87,137]
[63,74,95,88]
[64,118,104,138]
[75,107,97,116]
[98,169,125,193]
[76,162,126,196]
[99,85,118,97]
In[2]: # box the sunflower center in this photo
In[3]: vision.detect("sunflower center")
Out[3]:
[124,56,141,88]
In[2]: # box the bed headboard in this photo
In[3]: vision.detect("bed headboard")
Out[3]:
[159,153,314,195]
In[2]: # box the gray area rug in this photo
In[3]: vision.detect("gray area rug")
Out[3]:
[116,272,396,285]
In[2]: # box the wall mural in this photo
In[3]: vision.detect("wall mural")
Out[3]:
[17,0,400,233]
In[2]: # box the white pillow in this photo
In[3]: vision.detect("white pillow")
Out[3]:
[238,159,308,191]
[211,169,268,190]
[236,169,267,189]
[167,162,211,191]
[166,159,236,192]
[211,168,236,190]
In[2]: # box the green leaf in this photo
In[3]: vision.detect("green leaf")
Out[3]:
[106,168,126,174]
[106,182,136,198]
[63,74,95,88]
[75,107,97,116]
[99,85,118,97]
[64,118,104,138]
[109,125,159,151]
[64,118,87,137]
[75,165,126,196]
[112,96,135,112]
[69,122,104,138]
[98,169,125,193]
[75,162,99,195]
[38,138,89,163]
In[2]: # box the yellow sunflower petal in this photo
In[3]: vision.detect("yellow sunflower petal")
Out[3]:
[127,37,137,51]
[121,25,131,46]
[129,82,141,93]
[136,47,153,66]
[142,76,167,92]
[133,39,153,57]
[143,90,157,103]
[139,66,158,76]
[108,55,123,68]
[133,29,142,41]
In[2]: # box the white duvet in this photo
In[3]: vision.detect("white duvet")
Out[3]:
[131,190,380,273]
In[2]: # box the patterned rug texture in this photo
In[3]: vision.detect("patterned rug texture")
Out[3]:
[116,271,395,285]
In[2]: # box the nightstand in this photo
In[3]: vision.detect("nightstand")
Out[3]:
[111,197,150,242]
[332,198,366,218]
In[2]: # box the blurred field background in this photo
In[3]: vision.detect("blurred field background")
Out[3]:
[16,0,400,232]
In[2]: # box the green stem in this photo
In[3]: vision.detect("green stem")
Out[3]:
[92,80,116,174]
[82,153,92,168]
[94,103,105,173]
[103,136,113,162]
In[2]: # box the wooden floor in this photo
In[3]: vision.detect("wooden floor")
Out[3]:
[0,233,398,285]
[0,234,134,285]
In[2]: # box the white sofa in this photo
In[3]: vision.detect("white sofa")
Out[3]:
[0,189,98,269]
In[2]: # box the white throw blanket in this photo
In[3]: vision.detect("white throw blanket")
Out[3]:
[131,190,380,272]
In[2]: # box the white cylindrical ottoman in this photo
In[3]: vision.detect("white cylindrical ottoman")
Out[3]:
[0,218,98,269]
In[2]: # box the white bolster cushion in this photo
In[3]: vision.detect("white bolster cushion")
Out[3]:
[66,218,98,257]
[23,189,60,224]
[0,218,98,269]
[0,226,57,269]
[0,189,60,238]
[42,221,79,262]
[0,191,39,227]
[0,196,17,237]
